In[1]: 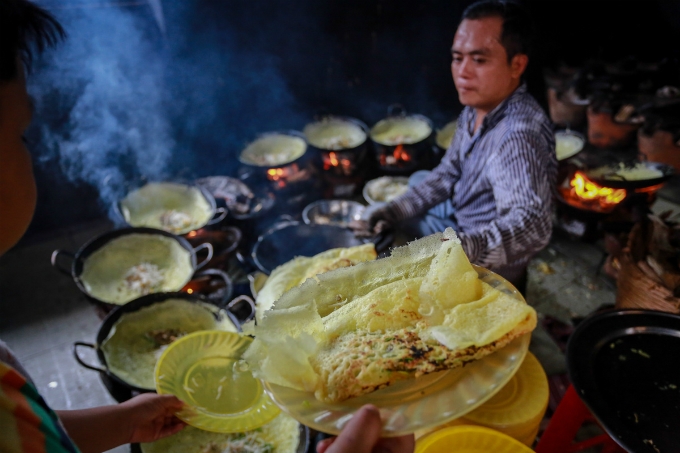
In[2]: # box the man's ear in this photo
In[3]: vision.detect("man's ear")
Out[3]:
[511,53,529,79]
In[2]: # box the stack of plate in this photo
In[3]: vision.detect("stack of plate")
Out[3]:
[415,352,548,446]
[416,426,534,453]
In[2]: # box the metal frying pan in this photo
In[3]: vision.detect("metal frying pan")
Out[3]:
[567,309,680,453]
[585,161,675,189]
[251,220,392,275]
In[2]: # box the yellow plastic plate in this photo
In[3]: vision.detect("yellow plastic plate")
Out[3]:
[415,425,535,453]
[463,351,549,430]
[155,331,280,433]
[263,266,530,436]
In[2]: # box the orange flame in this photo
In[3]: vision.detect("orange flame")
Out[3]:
[266,167,289,188]
[394,144,411,162]
[323,152,354,174]
[267,168,285,181]
[570,171,626,206]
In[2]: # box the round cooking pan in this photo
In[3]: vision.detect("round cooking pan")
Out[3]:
[51,227,213,310]
[303,115,370,176]
[73,288,255,396]
[237,130,310,182]
[370,104,435,174]
[567,308,680,453]
[116,182,227,235]
[139,420,310,453]
[195,176,276,222]
[250,220,392,275]
[585,161,675,189]
[304,114,369,153]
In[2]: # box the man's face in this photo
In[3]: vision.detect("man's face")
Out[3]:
[0,61,37,255]
[451,17,527,113]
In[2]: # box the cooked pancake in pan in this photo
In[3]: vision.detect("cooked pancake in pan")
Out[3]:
[120,182,212,234]
[81,234,193,305]
[304,118,367,150]
[102,299,237,390]
[141,412,300,453]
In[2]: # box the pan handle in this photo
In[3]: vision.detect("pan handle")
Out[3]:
[247,271,266,299]
[193,243,214,270]
[236,250,257,273]
[387,103,406,117]
[113,201,128,225]
[260,216,298,238]
[221,226,242,256]
[51,250,75,276]
[193,269,233,306]
[313,108,331,121]
[73,342,107,373]
[224,295,256,324]
[207,207,228,225]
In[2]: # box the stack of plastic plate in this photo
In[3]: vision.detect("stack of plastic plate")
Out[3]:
[415,352,549,446]
[415,425,535,453]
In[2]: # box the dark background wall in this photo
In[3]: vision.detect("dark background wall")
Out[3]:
[24,0,680,237]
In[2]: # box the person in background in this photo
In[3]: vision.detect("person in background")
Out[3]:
[369,0,557,293]
[0,2,413,453]
[1,2,186,452]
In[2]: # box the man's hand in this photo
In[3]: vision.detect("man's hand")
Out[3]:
[121,393,186,443]
[367,204,399,234]
[316,405,414,453]
[350,204,399,238]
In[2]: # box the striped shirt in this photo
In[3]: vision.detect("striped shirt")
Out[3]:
[1,342,80,453]
[391,84,557,282]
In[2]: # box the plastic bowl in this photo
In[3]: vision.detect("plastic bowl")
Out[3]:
[302,200,365,227]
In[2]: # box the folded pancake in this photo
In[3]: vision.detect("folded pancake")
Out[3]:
[313,283,534,402]
[255,243,377,323]
[244,228,536,403]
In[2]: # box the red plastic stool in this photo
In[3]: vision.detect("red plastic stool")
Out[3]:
[535,385,626,453]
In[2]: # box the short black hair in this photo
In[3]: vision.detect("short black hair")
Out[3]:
[461,0,534,62]
[0,0,65,81]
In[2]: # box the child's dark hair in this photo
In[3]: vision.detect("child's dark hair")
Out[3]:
[0,0,65,81]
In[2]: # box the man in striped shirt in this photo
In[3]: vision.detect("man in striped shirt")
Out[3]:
[369,0,557,291]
